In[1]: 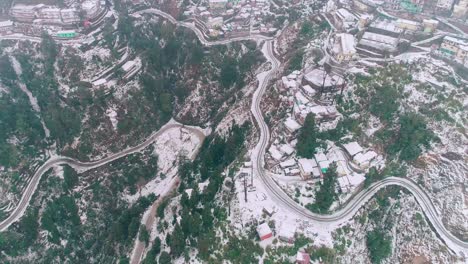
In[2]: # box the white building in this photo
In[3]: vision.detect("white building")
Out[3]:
[396,18,421,31]
[332,33,357,62]
[207,16,223,29]
[209,0,228,9]
[297,158,320,179]
[269,145,284,161]
[280,159,296,169]
[453,0,468,18]
[335,8,358,29]
[278,225,296,243]
[279,144,295,156]
[342,142,363,157]
[0,20,14,35]
[436,0,455,10]
[353,151,378,168]
[82,0,102,19]
[359,31,399,53]
[60,9,80,24]
[284,118,301,133]
[10,5,37,22]
[303,69,345,91]
[122,60,137,72]
[257,223,273,241]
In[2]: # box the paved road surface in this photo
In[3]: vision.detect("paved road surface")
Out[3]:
[1,6,466,261]
[250,40,468,256]
[0,120,205,232]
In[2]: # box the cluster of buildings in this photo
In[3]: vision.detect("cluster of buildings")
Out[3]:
[0,0,111,38]
[256,222,311,263]
[439,35,468,66]
[273,141,376,193]
[331,6,441,58]
[266,69,383,193]
[182,0,278,38]
[9,0,105,26]
[353,0,468,18]
[357,18,439,57]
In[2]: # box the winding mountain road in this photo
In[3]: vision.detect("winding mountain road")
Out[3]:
[0,121,205,232]
[251,41,467,256]
[1,6,466,261]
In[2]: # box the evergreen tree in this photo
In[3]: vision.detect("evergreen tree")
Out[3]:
[297,113,319,158]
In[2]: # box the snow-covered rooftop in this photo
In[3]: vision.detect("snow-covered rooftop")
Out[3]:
[284,118,301,133]
[256,223,272,238]
[298,158,318,174]
[342,142,363,156]
[280,159,296,169]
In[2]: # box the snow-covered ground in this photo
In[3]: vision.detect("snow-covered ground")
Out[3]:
[124,126,204,203]
[230,170,337,249]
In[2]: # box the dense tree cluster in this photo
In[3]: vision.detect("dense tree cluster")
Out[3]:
[366,230,392,264]
[296,113,319,158]
[354,65,437,161]
[387,113,437,161]
[140,123,250,263]
[306,164,338,213]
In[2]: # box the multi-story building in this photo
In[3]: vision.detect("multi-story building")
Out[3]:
[396,18,421,31]
[422,19,439,32]
[383,0,401,10]
[400,0,424,13]
[209,0,228,10]
[453,0,468,18]
[60,9,80,24]
[436,0,455,11]
[0,20,14,35]
[332,33,357,62]
[37,7,62,23]
[10,5,38,22]
[440,36,468,59]
[82,0,102,19]
[456,45,468,63]
[10,1,102,26]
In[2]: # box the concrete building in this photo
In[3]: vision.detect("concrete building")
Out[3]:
[456,45,468,64]
[396,18,421,31]
[278,225,296,243]
[297,158,320,179]
[358,31,399,53]
[207,16,223,29]
[353,151,377,168]
[453,0,468,18]
[383,0,401,10]
[284,118,301,133]
[335,8,358,29]
[10,1,102,25]
[440,36,468,57]
[0,20,14,35]
[280,159,296,169]
[303,69,345,92]
[296,251,311,264]
[422,19,439,33]
[209,0,228,10]
[257,223,273,241]
[60,9,80,24]
[436,0,455,11]
[343,142,364,157]
[369,19,402,37]
[400,0,424,13]
[82,0,102,19]
[332,33,357,62]
[37,7,61,21]
[10,5,37,22]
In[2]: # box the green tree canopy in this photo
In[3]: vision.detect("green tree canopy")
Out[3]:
[297,113,319,158]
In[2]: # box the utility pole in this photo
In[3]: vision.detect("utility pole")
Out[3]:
[243,172,248,202]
